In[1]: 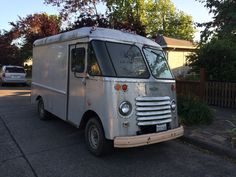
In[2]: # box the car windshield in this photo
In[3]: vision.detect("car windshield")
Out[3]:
[105,42,149,78]
[143,47,173,79]
[6,67,25,73]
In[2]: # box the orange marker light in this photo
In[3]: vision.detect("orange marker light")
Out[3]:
[122,84,128,92]
[114,84,121,91]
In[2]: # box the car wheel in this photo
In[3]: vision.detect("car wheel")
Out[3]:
[37,98,48,120]
[85,117,112,156]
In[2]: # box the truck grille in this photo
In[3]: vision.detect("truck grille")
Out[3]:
[135,96,172,126]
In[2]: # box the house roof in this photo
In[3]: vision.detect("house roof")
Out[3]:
[155,35,196,49]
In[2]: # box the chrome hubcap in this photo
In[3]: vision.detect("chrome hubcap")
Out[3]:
[89,125,99,149]
[39,101,44,117]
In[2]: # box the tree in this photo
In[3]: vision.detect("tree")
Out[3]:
[197,0,236,42]
[106,0,194,38]
[170,11,195,41]
[106,0,147,35]
[10,13,61,62]
[45,0,195,39]
[188,38,236,81]
[187,0,236,81]
[67,13,110,31]
[145,0,194,40]
[0,30,22,65]
[44,0,103,20]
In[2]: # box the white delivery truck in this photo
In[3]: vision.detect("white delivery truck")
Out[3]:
[31,27,184,156]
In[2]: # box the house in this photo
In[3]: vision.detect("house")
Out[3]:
[155,35,196,76]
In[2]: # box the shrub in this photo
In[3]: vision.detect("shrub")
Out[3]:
[177,95,213,126]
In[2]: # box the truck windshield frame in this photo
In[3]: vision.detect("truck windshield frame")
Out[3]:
[143,46,174,80]
[91,40,150,79]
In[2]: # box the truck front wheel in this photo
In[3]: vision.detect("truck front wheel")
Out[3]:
[85,117,112,156]
[37,98,48,120]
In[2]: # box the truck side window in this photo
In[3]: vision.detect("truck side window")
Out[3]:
[88,45,102,76]
[71,48,85,73]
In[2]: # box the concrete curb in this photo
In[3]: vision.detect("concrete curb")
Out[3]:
[182,135,236,161]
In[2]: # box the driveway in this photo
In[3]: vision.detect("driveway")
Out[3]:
[0,87,236,177]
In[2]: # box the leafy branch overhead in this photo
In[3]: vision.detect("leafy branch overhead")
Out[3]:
[196,0,236,42]
[187,0,236,82]
[0,13,61,65]
[44,0,195,40]
[144,0,195,40]
[44,0,104,19]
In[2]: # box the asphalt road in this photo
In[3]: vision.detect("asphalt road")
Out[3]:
[0,86,236,177]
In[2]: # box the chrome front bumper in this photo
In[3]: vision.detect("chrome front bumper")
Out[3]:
[114,126,184,148]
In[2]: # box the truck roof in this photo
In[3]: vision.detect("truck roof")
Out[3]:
[33,27,160,48]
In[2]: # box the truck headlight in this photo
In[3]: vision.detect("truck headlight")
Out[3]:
[119,101,132,116]
[171,100,176,110]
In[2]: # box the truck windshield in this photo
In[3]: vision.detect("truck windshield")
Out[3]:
[106,42,149,78]
[143,47,173,79]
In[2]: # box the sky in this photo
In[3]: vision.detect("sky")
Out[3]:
[0,0,213,41]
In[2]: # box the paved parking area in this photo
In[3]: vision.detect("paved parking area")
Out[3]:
[1,87,236,177]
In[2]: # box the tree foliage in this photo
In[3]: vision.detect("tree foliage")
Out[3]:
[9,13,61,63]
[188,38,236,81]
[145,0,194,40]
[44,0,103,20]
[188,0,236,81]
[106,0,147,36]
[45,0,195,39]
[0,31,22,65]
[67,13,110,30]
[11,13,61,44]
[0,13,61,65]
[197,0,236,42]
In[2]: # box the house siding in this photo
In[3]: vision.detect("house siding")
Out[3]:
[167,50,192,69]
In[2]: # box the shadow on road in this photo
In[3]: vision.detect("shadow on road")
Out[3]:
[0,86,31,97]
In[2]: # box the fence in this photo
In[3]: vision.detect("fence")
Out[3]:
[205,82,236,108]
[176,80,201,97]
[176,80,236,109]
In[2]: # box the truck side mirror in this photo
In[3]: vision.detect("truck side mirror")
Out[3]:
[72,65,84,73]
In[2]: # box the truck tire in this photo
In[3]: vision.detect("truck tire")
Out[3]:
[85,117,112,156]
[37,98,48,120]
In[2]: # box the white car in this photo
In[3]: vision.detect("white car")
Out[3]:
[0,65,27,86]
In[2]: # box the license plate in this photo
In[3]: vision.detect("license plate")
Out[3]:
[156,124,167,132]
[11,75,20,78]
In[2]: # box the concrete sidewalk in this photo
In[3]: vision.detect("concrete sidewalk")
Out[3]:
[183,106,236,160]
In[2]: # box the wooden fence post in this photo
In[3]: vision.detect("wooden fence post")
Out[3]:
[200,68,206,100]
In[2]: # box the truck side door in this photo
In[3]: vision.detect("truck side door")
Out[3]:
[67,43,87,125]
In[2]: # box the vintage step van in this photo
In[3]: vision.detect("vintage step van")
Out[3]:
[31,27,184,156]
